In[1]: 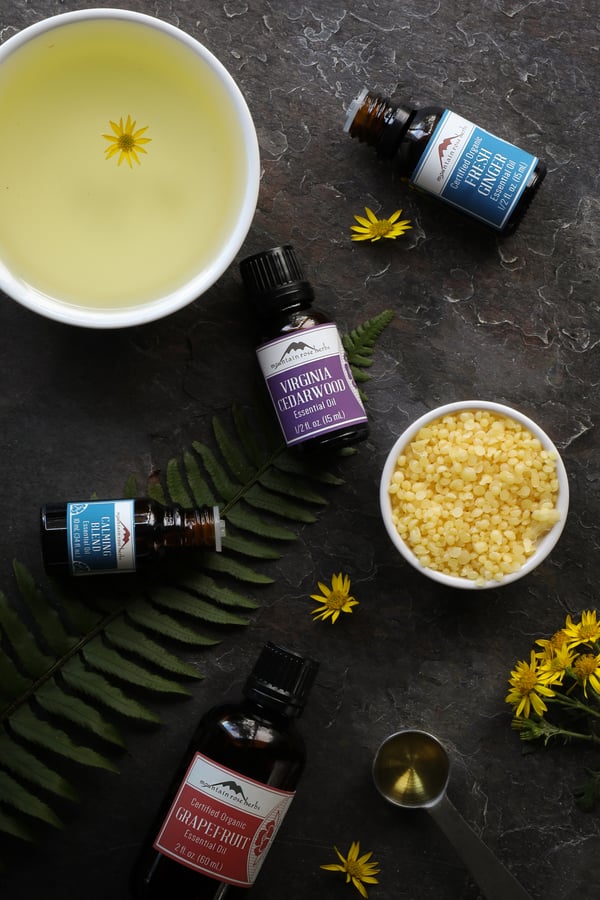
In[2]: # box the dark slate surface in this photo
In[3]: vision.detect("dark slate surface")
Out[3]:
[0,2,598,899]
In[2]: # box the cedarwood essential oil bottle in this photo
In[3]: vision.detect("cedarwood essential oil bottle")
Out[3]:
[130,642,319,900]
[240,245,369,451]
[40,498,225,576]
[344,87,546,234]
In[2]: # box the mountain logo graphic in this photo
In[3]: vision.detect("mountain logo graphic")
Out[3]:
[119,522,131,550]
[437,133,463,176]
[211,780,250,803]
[279,340,317,363]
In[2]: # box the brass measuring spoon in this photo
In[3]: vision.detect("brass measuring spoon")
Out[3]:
[372,730,532,900]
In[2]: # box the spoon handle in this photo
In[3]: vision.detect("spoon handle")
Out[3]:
[428,795,532,900]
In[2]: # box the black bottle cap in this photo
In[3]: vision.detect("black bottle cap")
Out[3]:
[240,245,314,312]
[244,641,319,717]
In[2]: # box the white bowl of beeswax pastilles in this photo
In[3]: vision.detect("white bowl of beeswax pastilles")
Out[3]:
[379,401,569,589]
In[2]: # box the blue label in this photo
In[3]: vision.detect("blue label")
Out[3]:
[410,110,538,230]
[67,500,136,574]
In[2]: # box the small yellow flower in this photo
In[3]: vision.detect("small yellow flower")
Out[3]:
[563,610,600,649]
[537,643,576,685]
[310,572,359,624]
[572,653,600,698]
[351,206,412,242]
[321,841,380,898]
[103,115,152,168]
[535,628,570,660]
[505,650,557,718]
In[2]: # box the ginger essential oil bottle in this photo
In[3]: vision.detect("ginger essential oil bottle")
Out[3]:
[345,87,546,234]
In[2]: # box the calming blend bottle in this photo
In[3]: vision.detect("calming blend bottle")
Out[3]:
[40,498,225,576]
[131,642,319,899]
[344,87,546,234]
[240,245,369,451]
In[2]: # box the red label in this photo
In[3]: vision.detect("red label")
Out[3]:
[153,752,295,886]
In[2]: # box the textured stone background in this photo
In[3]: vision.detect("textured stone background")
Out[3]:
[0,2,598,899]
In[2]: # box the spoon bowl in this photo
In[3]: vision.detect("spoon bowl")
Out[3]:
[373,730,532,900]
[372,729,449,808]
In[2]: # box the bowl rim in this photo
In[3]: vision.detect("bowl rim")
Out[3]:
[379,400,569,590]
[0,8,260,329]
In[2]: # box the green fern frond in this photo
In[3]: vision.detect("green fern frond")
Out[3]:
[0,731,79,801]
[150,587,251,627]
[61,656,161,723]
[223,504,297,541]
[82,641,190,696]
[343,308,394,366]
[213,415,257,484]
[183,451,217,507]
[200,554,275,584]
[343,308,394,387]
[146,480,167,504]
[166,457,195,507]
[232,405,275,467]
[35,680,124,748]
[125,601,220,647]
[272,453,345,485]
[0,652,30,701]
[105,620,202,679]
[0,770,64,829]
[169,573,260,611]
[9,706,118,773]
[12,562,75,659]
[0,588,54,679]
[243,483,319,522]
[220,532,282,560]
[0,805,36,842]
[258,468,328,504]
[50,584,105,634]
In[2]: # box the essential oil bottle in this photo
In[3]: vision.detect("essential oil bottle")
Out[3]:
[130,641,319,899]
[344,87,546,234]
[40,498,225,576]
[240,245,369,451]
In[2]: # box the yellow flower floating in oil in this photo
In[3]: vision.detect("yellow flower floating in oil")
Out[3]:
[103,115,151,167]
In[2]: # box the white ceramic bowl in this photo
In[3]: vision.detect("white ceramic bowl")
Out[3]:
[0,9,260,328]
[380,401,569,589]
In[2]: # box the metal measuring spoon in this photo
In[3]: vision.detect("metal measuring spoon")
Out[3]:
[372,730,532,900]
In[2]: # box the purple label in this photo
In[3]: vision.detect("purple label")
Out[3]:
[256,324,367,446]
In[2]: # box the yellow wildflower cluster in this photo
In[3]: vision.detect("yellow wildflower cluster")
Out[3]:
[387,409,560,583]
[506,611,600,810]
[506,610,600,719]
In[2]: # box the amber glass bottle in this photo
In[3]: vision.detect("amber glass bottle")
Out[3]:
[240,245,369,451]
[345,88,546,234]
[130,642,319,899]
[40,498,225,576]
